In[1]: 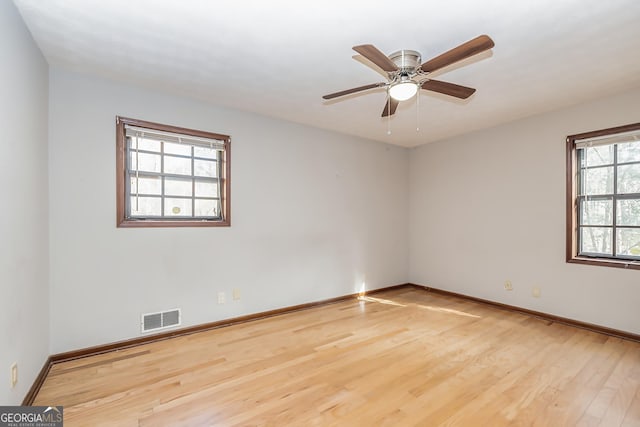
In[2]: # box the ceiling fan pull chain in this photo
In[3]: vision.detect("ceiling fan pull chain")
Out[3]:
[416,89,420,132]
[387,94,391,135]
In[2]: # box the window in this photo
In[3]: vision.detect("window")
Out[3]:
[566,122,640,269]
[116,117,230,227]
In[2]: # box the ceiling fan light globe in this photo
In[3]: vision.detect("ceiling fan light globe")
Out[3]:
[389,82,418,101]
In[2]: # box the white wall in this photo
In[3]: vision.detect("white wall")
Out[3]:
[409,88,640,334]
[0,1,49,405]
[48,68,409,353]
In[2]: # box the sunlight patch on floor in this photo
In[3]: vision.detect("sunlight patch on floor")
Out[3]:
[357,296,407,307]
[356,294,479,318]
[416,304,480,318]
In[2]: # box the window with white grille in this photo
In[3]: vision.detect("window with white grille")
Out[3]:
[567,123,640,269]
[116,117,230,227]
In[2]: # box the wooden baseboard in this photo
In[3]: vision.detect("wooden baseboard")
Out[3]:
[22,283,410,404]
[22,356,52,406]
[409,283,640,343]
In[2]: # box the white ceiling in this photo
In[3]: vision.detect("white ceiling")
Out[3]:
[13,0,640,147]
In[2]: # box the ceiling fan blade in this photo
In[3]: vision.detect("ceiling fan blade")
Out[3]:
[353,44,399,72]
[420,35,494,73]
[421,80,476,99]
[322,83,385,100]
[381,97,399,117]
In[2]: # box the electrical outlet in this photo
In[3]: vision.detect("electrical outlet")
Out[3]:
[233,288,241,301]
[10,363,17,388]
[532,287,541,298]
[217,291,225,304]
[504,280,513,291]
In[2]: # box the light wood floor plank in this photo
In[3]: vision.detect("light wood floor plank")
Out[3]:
[33,288,640,426]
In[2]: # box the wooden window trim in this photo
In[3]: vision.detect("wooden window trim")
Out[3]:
[566,122,640,270]
[116,116,231,228]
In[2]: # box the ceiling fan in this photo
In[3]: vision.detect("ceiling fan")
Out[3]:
[322,35,495,117]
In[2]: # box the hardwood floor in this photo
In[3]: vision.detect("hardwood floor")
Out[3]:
[34,288,640,426]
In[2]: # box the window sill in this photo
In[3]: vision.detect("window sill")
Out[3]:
[567,256,640,271]
[117,219,230,228]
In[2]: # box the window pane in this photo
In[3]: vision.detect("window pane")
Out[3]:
[580,227,612,255]
[194,159,217,177]
[128,137,161,152]
[617,141,640,163]
[130,196,161,216]
[194,146,218,159]
[164,198,192,216]
[580,199,612,225]
[195,180,218,197]
[164,155,191,175]
[617,164,640,194]
[130,152,161,173]
[165,178,192,197]
[164,142,191,156]
[130,176,161,195]
[616,228,640,257]
[616,199,640,226]
[581,167,613,195]
[581,145,613,167]
[195,199,218,217]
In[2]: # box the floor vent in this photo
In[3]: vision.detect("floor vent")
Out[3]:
[141,308,181,333]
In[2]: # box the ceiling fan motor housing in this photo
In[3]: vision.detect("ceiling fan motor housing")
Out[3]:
[389,50,422,74]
